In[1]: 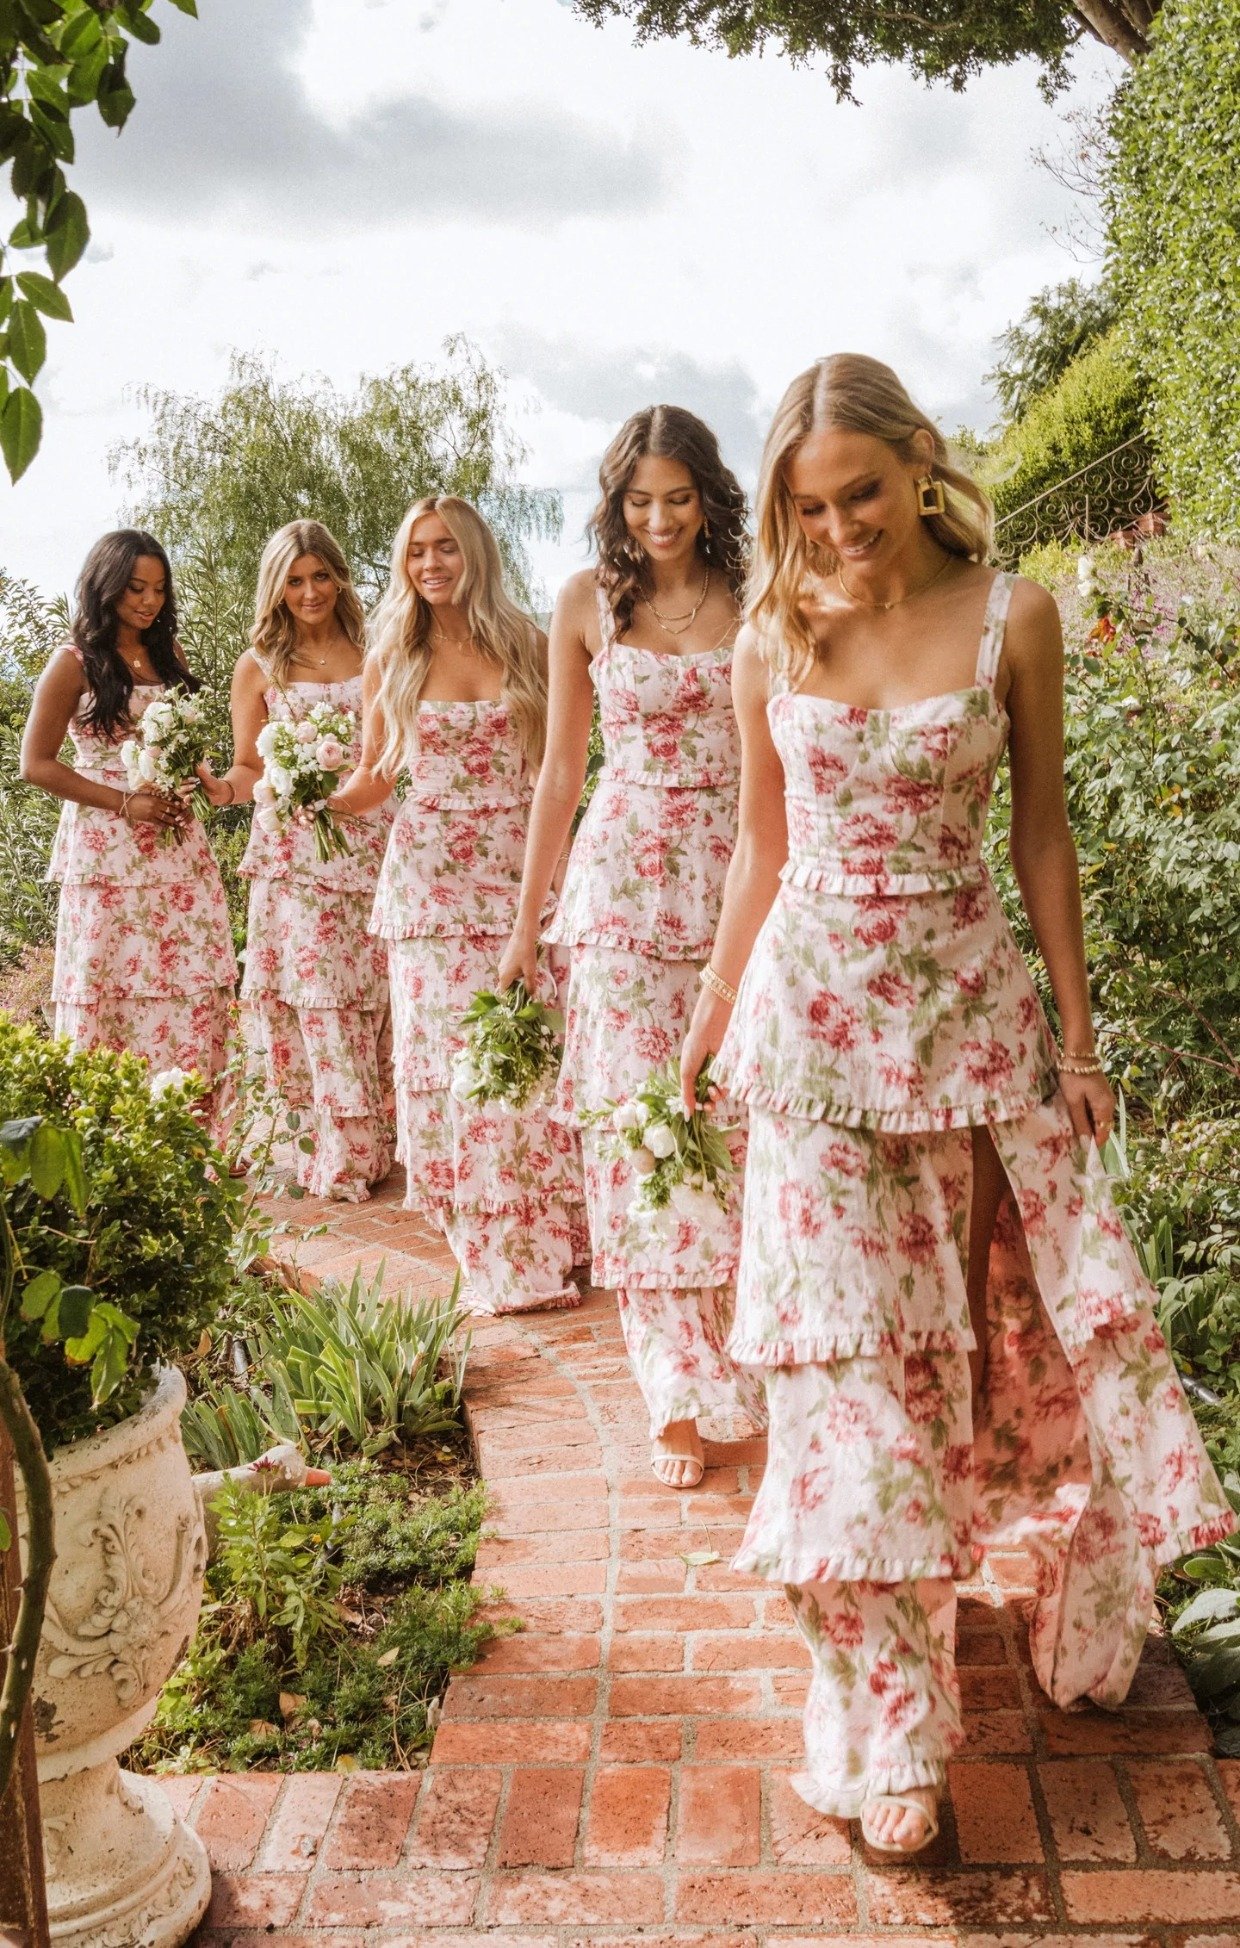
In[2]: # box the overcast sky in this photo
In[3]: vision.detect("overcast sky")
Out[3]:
[1,0,1112,608]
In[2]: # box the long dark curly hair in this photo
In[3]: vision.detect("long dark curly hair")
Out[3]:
[71,530,195,739]
[586,405,749,636]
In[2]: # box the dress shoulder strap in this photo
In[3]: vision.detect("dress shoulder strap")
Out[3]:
[974,570,1015,692]
[594,581,617,654]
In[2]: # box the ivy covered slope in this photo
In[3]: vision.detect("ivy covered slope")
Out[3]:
[0,1018,238,1447]
[1107,0,1240,536]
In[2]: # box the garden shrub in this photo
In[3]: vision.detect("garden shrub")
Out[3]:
[1107,0,1240,538]
[0,1018,241,1447]
[983,329,1154,563]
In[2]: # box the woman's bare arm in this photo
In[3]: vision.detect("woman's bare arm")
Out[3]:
[199,652,266,806]
[20,649,186,829]
[330,658,397,815]
[680,629,788,1109]
[497,575,597,990]
[1005,577,1113,1142]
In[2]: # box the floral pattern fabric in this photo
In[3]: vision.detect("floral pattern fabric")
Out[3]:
[48,677,236,1085]
[547,599,758,1435]
[717,571,1233,1808]
[378,701,585,1315]
[241,676,393,1201]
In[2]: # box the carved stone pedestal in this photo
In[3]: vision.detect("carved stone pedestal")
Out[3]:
[19,1367,211,1947]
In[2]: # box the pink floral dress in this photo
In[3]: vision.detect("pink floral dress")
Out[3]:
[546,588,763,1437]
[240,674,393,1201]
[371,699,585,1314]
[48,668,236,1088]
[715,571,1234,1817]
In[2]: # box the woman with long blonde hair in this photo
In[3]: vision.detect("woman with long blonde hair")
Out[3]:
[498,406,764,1487]
[679,354,1232,1852]
[199,519,393,1199]
[331,494,585,1312]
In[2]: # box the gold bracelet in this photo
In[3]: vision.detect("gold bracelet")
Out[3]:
[699,963,738,1007]
[117,791,134,822]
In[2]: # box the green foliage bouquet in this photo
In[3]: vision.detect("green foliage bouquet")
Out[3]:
[0,1018,241,1451]
[597,1059,737,1232]
[452,982,564,1111]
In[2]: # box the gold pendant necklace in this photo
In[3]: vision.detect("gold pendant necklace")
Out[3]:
[643,566,710,637]
[837,553,952,613]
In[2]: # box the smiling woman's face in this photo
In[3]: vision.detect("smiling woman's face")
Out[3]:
[282,553,338,626]
[784,428,930,573]
[622,455,703,567]
[115,555,167,633]
[406,512,464,607]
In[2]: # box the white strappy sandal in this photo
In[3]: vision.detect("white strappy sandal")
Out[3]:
[860,1792,940,1856]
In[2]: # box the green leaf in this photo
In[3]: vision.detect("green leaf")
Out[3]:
[120,6,162,45]
[16,271,72,322]
[0,1511,10,1552]
[61,1131,87,1215]
[27,1118,66,1199]
[0,383,42,480]
[8,216,41,250]
[43,190,88,278]
[19,1268,61,1322]
[6,299,47,384]
[57,1284,94,1340]
[165,0,198,13]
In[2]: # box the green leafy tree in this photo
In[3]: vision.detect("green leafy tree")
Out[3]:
[1107,0,1240,536]
[572,1,1158,97]
[113,336,561,714]
[986,278,1118,428]
[1,0,196,482]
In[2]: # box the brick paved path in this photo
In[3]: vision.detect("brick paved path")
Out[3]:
[179,1172,1240,1945]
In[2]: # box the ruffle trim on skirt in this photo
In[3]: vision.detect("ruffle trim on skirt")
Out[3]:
[592,1249,739,1293]
[730,1326,975,1367]
[717,1072,1058,1134]
[733,1542,975,1584]
[790,1759,951,1824]
[541,921,710,961]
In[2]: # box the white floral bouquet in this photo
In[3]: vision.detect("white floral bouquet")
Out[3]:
[120,688,209,845]
[253,703,355,863]
[597,1057,737,1227]
[452,982,564,1111]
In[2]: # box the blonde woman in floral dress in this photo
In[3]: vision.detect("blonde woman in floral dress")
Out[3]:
[22,530,236,1105]
[499,407,763,1488]
[331,495,584,1313]
[198,521,393,1201]
[681,355,1234,1854]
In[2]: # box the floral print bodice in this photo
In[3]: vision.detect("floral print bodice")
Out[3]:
[718,573,1058,1131]
[49,676,217,889]
[545,587,741,960]
[241,673,391,892]
[371,699,540,941]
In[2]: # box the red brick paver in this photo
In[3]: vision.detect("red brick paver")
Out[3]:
[185,1171,1240,1944]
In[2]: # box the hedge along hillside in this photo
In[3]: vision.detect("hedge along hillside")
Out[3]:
[1107,0,1240,536]
[982,329,1154,564]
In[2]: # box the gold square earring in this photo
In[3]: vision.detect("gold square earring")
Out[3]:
[916,475,947,518]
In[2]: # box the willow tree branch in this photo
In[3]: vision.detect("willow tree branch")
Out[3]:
[0,1357,55,1805]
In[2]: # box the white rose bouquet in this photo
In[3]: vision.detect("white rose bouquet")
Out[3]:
[119,688,209,846]
[452,982,564,1111]
[252,703,355,863]
[595,1057,737,1229]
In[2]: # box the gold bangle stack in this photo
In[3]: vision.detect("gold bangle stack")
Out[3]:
[699,964,738,1007]
[1058,1049,1106,1076]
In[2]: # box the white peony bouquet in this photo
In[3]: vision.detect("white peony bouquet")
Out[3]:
[120,688,209,845]
[595,1057,737,1230]
[452,982,564,1111]
[253,703,355,863]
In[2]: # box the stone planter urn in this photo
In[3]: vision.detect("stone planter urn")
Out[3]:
[17,1365,211,1947]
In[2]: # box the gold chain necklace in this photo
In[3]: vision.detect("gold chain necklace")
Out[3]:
[432,622,476,653]
[643,566,711,638]
[836,553,952,613]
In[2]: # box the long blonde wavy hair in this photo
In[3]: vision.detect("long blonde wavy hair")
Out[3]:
[750,354,994,684]
[369,495,547,776]
[251,520,366,685]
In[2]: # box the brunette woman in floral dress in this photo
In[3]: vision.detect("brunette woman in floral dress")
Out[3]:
[199,521,392,1201]
[681,355,1233,1853]
[22,529,236,1106]
[500,407,763,1487]
[331,495,584,1313]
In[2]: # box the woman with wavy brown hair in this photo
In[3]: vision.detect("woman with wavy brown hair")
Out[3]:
[499,405,764,1487]
[199,519,394,1200]
[22,530,236,1107]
